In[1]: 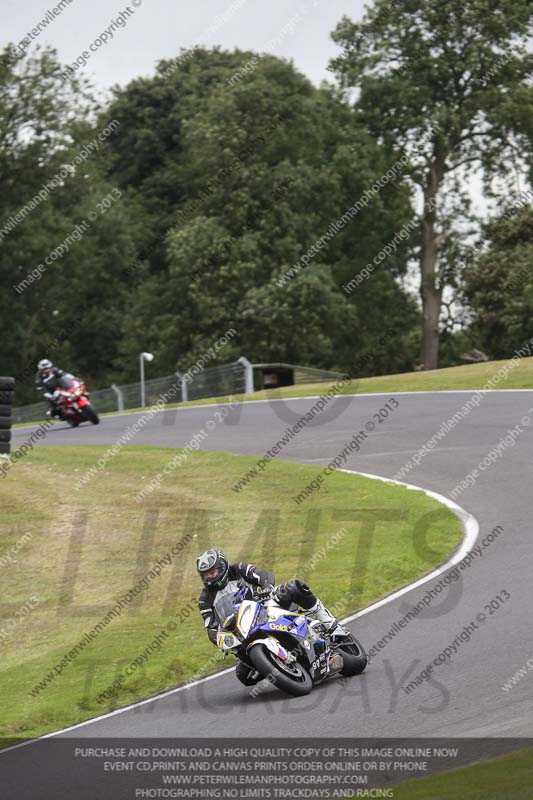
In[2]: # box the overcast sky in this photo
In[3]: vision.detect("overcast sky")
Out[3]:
[4,0,367,92]
[4,0,498,225]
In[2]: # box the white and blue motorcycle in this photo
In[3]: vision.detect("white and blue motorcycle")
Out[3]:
[214,583,367,697]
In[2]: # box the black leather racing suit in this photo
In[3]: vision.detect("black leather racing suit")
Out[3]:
[35,367,66,412]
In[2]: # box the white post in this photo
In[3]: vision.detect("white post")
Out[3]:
[111,383,124,412]
[238,356,254,394]
[139,352,154,408]
[176,371,188,403]
[139,355,145,408]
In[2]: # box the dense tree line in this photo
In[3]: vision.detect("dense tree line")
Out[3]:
[1,0,532,404]
[464,203,533,356]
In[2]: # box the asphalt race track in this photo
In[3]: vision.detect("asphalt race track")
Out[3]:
[10,391,533,739]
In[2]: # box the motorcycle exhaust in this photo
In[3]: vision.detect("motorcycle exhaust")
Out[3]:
[328,652,344,675]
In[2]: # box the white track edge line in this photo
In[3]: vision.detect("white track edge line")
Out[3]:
[2,470,479,753]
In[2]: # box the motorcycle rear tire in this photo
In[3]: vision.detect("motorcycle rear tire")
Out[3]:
[249,644,312,697]
[336,635,368,676]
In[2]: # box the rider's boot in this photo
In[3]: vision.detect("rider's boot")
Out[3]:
[306,600,347,636]
[47,404,59,418]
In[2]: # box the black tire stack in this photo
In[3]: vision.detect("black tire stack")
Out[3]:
[0,377,14,455]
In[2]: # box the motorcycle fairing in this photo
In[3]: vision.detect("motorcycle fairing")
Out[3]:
[247,636,288,661]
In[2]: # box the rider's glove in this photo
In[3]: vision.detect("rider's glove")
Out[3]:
[259,573,274,589]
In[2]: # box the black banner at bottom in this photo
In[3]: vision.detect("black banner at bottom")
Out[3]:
[1,738,531,800]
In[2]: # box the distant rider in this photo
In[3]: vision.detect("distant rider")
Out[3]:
[35,358,66,417]
[196,548,344,685]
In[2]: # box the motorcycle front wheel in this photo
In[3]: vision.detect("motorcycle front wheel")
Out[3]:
[83,404,100,425]
[248,644,312,697]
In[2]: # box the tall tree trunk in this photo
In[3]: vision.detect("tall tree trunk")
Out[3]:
[420,154,445,370]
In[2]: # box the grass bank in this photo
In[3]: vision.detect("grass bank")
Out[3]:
[0,445,462,740]
[394,745,533,799]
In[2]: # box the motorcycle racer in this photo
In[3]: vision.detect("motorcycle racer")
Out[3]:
[196,548,344,686]
[35,359,98,425]
[35,358,66,417]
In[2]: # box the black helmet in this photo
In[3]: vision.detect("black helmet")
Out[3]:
[196,548,229,590]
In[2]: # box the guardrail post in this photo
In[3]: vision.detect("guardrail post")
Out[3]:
[238,357,254,394]
[111,383,124,412]
[176,371,188,403]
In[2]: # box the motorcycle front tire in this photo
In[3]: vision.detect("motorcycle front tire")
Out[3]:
[248,643,312,697]
[83,403,100,425]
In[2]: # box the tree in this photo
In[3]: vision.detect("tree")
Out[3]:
[0,46,137,402]
[0,45,421,396]
[330,0,533,369]
[463,204,533,357]
[106,49,418,376]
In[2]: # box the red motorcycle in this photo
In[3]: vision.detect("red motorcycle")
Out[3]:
[52,375,99,426]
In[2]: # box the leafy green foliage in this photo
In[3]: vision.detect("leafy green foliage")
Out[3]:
[330,0,533,368]
[106,49,417,377]
[463,206,533,357]
[0,46,138,402]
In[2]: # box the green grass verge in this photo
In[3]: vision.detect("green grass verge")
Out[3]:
[13,355,533,428]
[394,745,533,799]
[0,445,462,740]
[280,354,533,395]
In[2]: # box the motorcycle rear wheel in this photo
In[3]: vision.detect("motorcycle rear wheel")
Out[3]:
[248,644,312,697]
[335,635,368,676]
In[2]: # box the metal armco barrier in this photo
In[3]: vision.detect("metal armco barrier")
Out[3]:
[12,361,344,424]
[0,376,14,454]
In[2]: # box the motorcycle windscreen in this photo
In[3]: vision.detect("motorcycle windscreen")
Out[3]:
[57,374,75,390]
[213,581,244,627]
[252,605,269,628]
